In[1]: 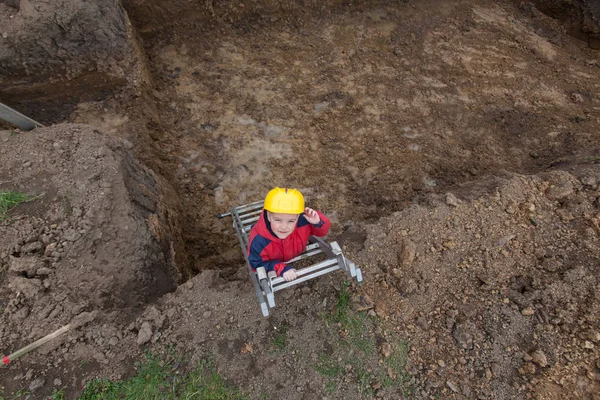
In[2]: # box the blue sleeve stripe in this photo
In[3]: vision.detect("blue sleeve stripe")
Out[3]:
[248,235,278,271]
[297,215,309,227]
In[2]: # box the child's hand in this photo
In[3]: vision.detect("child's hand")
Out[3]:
[304,207,321,225]
[283,268,297,282]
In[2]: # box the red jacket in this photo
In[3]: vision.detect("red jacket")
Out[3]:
[247,209,331,276]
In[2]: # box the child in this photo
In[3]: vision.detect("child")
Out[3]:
[247,187,331,282]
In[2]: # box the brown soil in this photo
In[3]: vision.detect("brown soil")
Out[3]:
[1,0,600,399]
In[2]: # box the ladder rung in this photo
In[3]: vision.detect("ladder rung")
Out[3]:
[273,264,341,292]
[271,258,338,286]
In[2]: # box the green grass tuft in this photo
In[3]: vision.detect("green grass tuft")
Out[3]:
[271,325,288,350]
[316,281,412,396]
[51,389,65,400]
[0,191,38,220]
[80,354,246,400]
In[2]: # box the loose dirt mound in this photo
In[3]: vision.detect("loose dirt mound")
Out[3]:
[0,125,186,396]
[352,166,600,398]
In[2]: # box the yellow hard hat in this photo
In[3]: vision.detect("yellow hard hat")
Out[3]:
[264,187,304,214]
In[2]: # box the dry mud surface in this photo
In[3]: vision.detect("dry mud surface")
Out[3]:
[1,0,600,399]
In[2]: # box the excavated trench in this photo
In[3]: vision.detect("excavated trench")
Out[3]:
[1,0,599,283]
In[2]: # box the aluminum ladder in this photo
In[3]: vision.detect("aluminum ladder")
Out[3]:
[220,200,363,317]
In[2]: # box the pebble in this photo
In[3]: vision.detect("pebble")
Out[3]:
[519,362,536,375]
[584,341,594,349]
[571,93,584,103]
[446,381,459,393]
[137,322,153,345]
[380,343,392,358]
[28,377,45,392]
[530,350,548,367]
[521,307,535,316]
[445,193,459,207]
[399,239,417,266]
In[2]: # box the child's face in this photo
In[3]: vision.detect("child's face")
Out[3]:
[267,212,299,239]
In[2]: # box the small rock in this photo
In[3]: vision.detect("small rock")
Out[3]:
[521,307,535,316]
[584,341,595,349]
[11,306,30,322]
[352,294,374,311]
[28,377,45,392]
[541,258,561,273]
[519,362,537,375]
[53,378,62,386]
[442,240,456,249]
[9,256,42,276]
[398,239,417,266]
[36,267,53,276]
[63,229,81,242]
[530,350,548,367]
[21,241,43,254]
[546,182,574,200]
[446,381,459,393]
[589,331,600,343]
[556,209,574,221]
[108,336,119,346]
[380,343,392,358]
[8,276,43,298]
[214,186,227,206]
[137,322,153,346]
[445,193,459,207]
[490,363,500,376]
[571,93,584,103]
[146,306,165,328]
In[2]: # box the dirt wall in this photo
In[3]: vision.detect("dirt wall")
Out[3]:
[529,0,600,48]
[0,125,187,323]
[0,0,147,123]
[121,0,355,36]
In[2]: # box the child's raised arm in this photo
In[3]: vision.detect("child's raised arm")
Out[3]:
[304,207,330,237]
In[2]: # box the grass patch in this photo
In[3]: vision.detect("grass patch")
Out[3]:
[271,325,288,351]
[0,388,29,400]
[0,191,38,220]
[327,281,375,355]
[80,354,246,400]
[315,354,343,378]
[51,389,65,400]
[315,281,411,396]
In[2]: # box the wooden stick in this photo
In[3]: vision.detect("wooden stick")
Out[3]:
[1,324,72,366]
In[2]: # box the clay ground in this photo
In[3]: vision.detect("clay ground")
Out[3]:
[1,0,600,399]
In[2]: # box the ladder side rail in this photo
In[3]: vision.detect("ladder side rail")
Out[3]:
[232,207,269,316]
